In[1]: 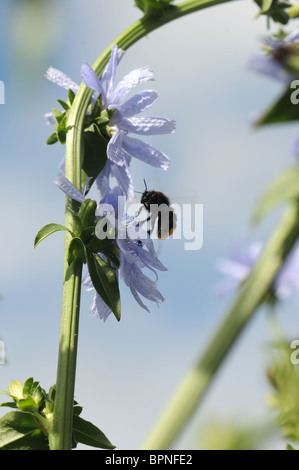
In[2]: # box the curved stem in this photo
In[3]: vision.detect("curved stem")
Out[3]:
[141,203,299,449]
[65,0,238,192]
[50,0,237,450]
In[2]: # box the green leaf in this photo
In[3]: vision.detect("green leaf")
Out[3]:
[68,88,76,105]
[0,402,17,409]
[78,199,97,229]
[0,412,49,450]
[67,237,85,265]
[46,132,58,145]
[72,414,115,449]
[22,377,35,397]
[80,226,95,243]
[57,98,70,111]
[81,123,108,191]
[261,0,274,12]
[85,249,121,320]
[18,396,38,412]
[51,108,65,124]
[255,86,299,126]
[254,166,299,221]
[34,223,72,248]
[57,114,69,144]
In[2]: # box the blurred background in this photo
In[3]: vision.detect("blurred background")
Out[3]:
[1,0,299,450]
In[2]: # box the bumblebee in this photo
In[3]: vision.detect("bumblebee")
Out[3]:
[139,179,176,239]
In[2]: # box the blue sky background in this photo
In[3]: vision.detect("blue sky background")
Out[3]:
[1,0,299,450]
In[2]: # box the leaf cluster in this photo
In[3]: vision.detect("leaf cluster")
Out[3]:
[34,198,121,321]
[254,0,291,25]
[0,378,115,450]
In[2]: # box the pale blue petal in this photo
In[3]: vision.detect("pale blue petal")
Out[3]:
[82,268,94,291]
[215,259,251,282]
[45,66,79,93]
[45,112,55,125]
[105,45,119,103]
[248,55,293,83]
[130,285,150,312]
[53,173,85,204]
[90,293,112,321]
[290,133,299,158]
[112,67,155,104]
[284,28,299,44]
[120,90,159,118]
[81,63,106,106]
[106,130,127,165]
[122,135,170,170]
[101,46,125,85]
[119,116,176,135]
[130,264,164,303]
[110,160,134,201]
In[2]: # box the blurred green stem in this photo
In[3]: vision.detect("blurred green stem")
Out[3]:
[141,204,299,450]
[49,0,237,450]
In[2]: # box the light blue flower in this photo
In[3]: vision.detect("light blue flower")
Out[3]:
[248,29,299,83]
[215,241,299,302]
[54,174,167,320]
[81,45,175,200]
[46,46,175,201]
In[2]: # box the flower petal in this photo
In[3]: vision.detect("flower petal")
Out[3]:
[101,46,125,86]
[107,130,127,166]
[45,66,79,93]
[45,112,55,125]
[119,116,176,135]
[53,173,85,204]
[248,55,293,83]
[112,67,155,104]
[90,292,112,321]
[284,28,299,44]
[122,135,170,170]
[105,45,120,103]
[120,90,159,118]
[110,160,134,201]
[81,63,106,105]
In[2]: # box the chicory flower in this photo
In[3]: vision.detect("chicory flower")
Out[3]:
[46,45,175,201]
[54,174,167,321]
[215,241,299,303]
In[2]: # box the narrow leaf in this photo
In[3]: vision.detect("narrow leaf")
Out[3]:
[34,223,72,248]
[256,86,299,126]
[72,414,115,449]
[57,99,70,111]
[46,132,58,145]
[0,402,17,409]
[85,249,121,320]
[261,0,273,12]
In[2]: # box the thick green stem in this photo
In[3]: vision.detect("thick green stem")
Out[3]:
[141,204,299,450]
[49,228,83,449]
[49,0,237,450]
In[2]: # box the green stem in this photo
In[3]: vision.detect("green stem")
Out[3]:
[49,242,83,450]
[141,203,299,450]
[49,0,237,450]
